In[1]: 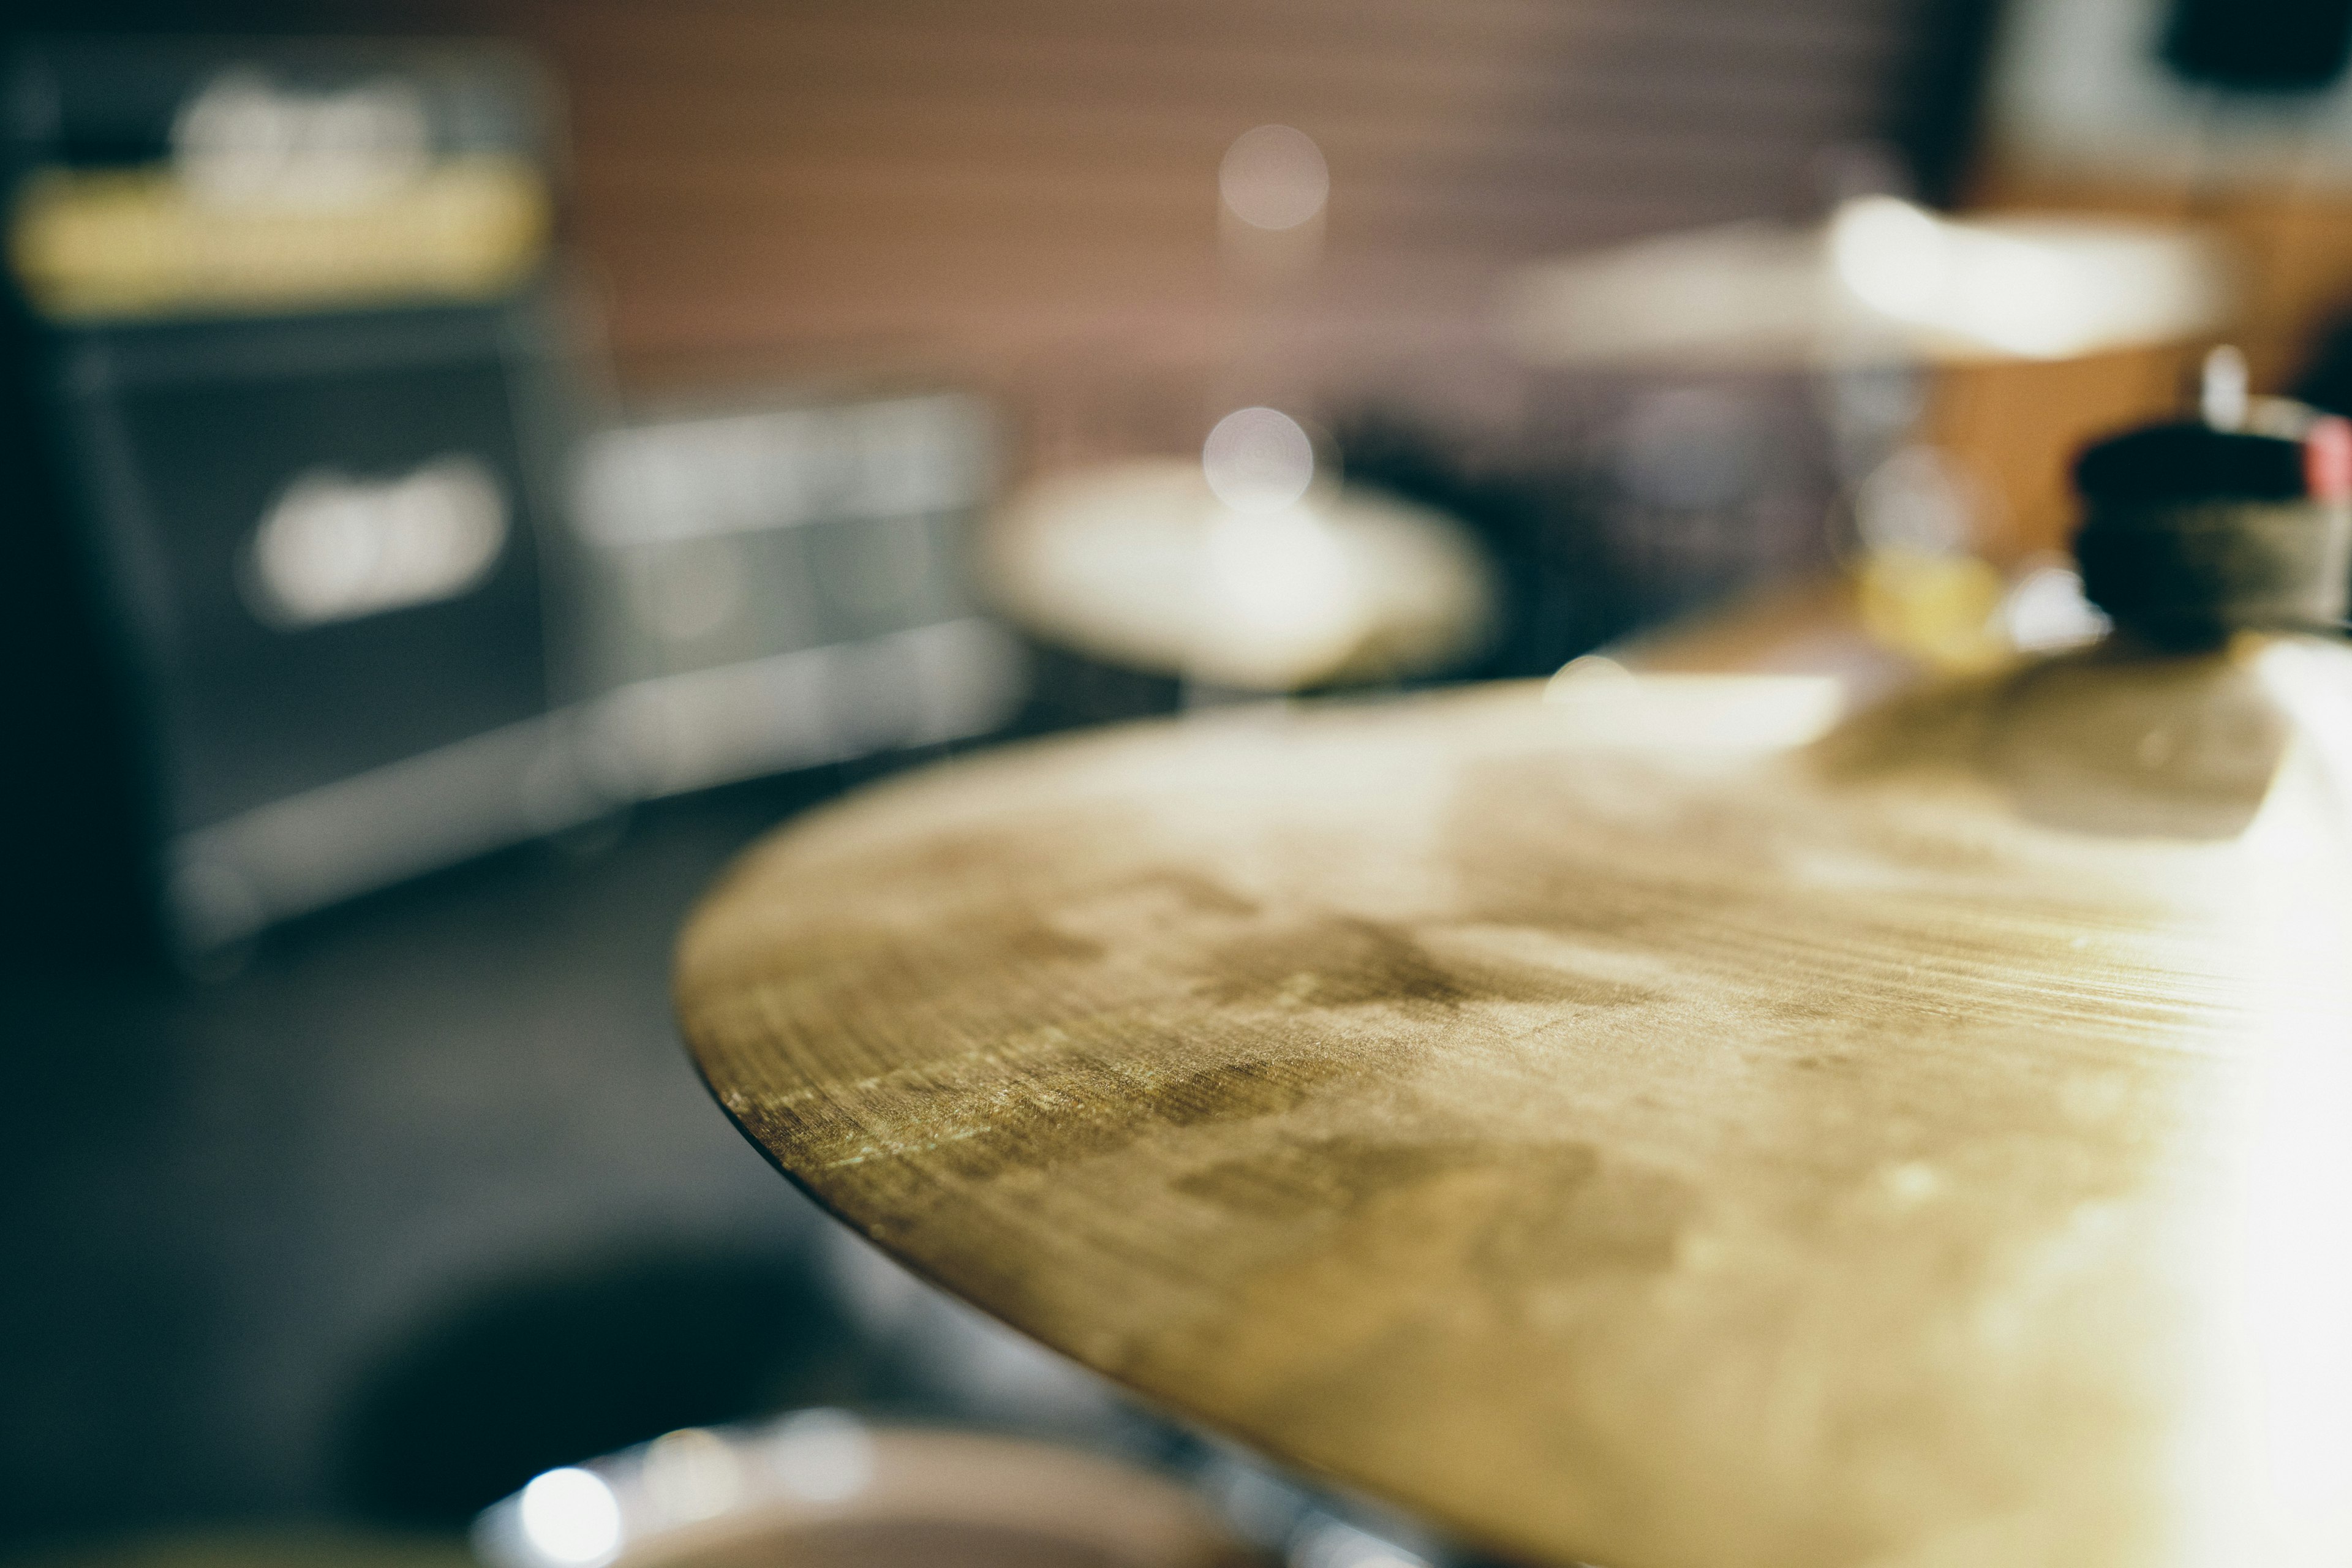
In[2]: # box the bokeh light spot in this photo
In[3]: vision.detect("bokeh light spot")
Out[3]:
[518,1467,621,1566]
[1219,125,1328,230]
[1203,407,1315,514]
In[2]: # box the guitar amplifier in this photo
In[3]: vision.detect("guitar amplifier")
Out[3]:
[1,37,580,965]
[4,296,592,963]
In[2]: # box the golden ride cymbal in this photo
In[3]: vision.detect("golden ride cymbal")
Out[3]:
[677,639,2352,1568]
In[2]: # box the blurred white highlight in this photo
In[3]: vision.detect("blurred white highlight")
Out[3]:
[2002,560,2110,652]
[766,1408,876,1503]
[2173,658,2352,1562]
[246,456,507,628]
[173,70,431,208]
[1291,1518,1428,1568]
[2201,344,2250,431]
[986,458,1493,692]
[517,1468,621,1566]
[1826,196,1948,321]
[642,1427,742,1523]
[1204,407,1315,514]
[1509,199,2230,368]
[1203,504,1360,684]
[1542,671,1845,750]
[1828,196,2227,361]
[1219,126,1328,230]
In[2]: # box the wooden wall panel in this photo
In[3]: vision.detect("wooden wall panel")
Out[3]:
[357,0,1952,420]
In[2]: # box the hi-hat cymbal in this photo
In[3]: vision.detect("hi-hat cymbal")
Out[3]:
[982,458,1497,690]
[678,638,2352,1568]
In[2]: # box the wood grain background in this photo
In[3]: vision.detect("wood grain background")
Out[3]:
[40,0,2352,557]
[64,0,1963,442]
[442,0,1969,398]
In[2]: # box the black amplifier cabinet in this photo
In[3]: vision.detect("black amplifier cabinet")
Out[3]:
[1,36,583,965]
[4,296,593,964]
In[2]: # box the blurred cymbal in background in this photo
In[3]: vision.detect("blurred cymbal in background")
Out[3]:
[1503,195,2237,371]
[984,424,1497,693]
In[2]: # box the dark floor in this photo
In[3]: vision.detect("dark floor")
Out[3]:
[0,764,892,1548]
[0,644,1605,1560]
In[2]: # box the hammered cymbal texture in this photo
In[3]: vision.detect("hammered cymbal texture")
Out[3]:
[679,650,2352,1568]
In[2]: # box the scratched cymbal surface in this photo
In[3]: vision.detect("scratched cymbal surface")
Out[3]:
[677,638,2352,1568]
